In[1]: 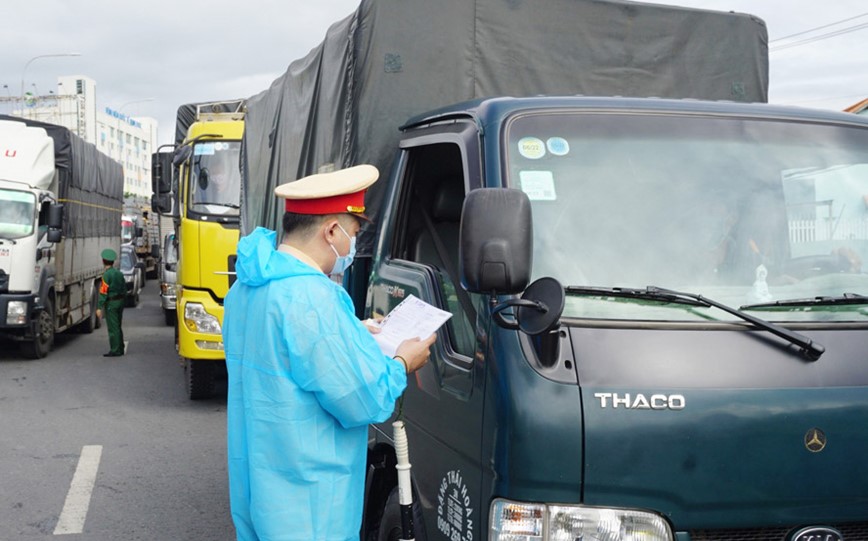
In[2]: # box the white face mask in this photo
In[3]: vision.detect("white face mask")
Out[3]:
[328,223,356,275]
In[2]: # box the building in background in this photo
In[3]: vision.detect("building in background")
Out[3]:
[0,75,158,202]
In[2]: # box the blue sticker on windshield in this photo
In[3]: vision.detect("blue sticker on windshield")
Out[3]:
[194,143,216,156]
[546,137,570,156]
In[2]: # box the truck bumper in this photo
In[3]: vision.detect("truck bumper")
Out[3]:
[177,289,224,360]
[0,293,38,339]
[160,293,176,311]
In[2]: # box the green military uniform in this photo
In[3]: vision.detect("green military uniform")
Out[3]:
[99,248,126,356]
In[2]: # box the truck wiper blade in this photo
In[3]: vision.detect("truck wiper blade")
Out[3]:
[566,285,825,360]
[645,286,825,361]
[564,285,707,307]
[741,293,868,310]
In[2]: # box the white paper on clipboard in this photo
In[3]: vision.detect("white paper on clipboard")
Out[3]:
[372,294,452,357]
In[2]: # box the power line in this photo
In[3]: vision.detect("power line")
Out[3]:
[770,11,868,43]
[770,21,868,52]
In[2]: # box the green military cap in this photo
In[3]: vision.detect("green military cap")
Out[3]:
[101,248,117,262]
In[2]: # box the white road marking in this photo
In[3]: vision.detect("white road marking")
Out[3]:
[53,445,103,535]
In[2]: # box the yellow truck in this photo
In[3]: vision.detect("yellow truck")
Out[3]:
[151,100,244,399]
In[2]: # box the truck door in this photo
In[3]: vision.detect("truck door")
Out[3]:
[368,127,486,541]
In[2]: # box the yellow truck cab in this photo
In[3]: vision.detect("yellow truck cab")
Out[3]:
[152,101,244,399]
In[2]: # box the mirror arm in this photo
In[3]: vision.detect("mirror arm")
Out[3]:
[491,297,549,330]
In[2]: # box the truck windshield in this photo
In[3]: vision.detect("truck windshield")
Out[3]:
[189,141,241,217]
[121,219,135,244]
[0,189,36,240]
[505,111,868,323]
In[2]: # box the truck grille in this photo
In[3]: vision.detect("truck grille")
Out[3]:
[689,522,868,541]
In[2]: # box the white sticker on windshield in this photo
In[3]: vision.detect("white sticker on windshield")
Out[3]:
[194,143,216,156]
[518,137,546,160]
[519,170,557,201]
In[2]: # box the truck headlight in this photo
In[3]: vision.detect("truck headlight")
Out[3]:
[184,302,221,334]
[161,283,176,296]
[6,301,28,325]
[489,499,672,541]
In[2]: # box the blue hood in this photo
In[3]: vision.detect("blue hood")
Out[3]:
[234,227,323,287]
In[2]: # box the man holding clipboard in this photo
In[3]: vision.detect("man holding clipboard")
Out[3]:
[222,164,437,541]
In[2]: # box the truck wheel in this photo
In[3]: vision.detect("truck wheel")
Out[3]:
[187,359,215,400]
[22,298,55,359]
[126,282,140,308]
[373,488,426,541]
[164,308,176,326]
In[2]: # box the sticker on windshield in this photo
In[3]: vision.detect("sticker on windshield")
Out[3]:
[546,137,570,156]
[517,137,546,160]
[194,143,216,156]
[519,170,557,201]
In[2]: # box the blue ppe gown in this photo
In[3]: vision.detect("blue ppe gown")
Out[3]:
[223,227,407,541]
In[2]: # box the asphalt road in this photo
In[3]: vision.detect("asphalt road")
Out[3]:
[0,281,234,540]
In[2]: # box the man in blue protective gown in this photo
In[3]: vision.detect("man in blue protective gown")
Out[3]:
[223,164,435,541]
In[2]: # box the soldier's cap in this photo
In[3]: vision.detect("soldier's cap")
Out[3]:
[101,248,117,262]
[274,164,378,222]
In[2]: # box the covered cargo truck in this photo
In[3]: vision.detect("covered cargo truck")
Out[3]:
[152,99,245,399]
[238,0,866,539]
[0,116,123,358]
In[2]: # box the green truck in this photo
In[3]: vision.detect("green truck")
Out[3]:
[240,0,867,539]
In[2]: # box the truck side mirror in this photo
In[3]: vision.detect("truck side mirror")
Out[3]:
[47,203,63,230]
[46,203,63,243]
[460,188,532,294]
[173,145,192,167]
[151,150,174,195]
[152,193,170,215]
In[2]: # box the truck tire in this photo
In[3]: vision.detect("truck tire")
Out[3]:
[187,359,215,400]
[164,308,176,327]
[126,278,140,308]
[373,487,427,541]
[22,297,55,359]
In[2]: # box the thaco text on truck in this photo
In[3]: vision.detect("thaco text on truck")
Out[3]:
[152,100,245,399]
[0,116,122,358]
[240,0,868,539]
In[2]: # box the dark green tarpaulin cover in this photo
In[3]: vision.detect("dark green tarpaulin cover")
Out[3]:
[241,0,769,254]
[0,115,124,238]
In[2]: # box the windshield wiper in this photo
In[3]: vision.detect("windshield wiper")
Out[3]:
[741,293,868,310]
[566,285,825,361]
[565,285,708,307]
[197,202,240,209]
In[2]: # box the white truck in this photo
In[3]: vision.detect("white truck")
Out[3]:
[0,116,123,358]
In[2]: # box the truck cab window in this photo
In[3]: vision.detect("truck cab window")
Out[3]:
[397,143,476,358]
[0,189,36,239]
[189,142,242,216]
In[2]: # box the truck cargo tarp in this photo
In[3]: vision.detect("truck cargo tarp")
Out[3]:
[0,115,124,239]
[241,0,769,255]
[175,100,246,146]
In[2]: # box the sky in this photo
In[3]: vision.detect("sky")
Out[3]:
[1,0,866,146]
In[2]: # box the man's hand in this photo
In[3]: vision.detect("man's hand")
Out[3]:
[394,333,437,373]
[95,308,102,319]
[362,316,383,334]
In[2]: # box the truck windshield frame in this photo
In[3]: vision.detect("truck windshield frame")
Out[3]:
[187,140,242,219]
[0,188,36,240]
[503,110,868,323]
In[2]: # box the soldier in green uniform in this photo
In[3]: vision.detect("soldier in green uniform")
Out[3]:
[96,248,125,357]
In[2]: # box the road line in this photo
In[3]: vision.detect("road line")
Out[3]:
[53,445,102,535]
